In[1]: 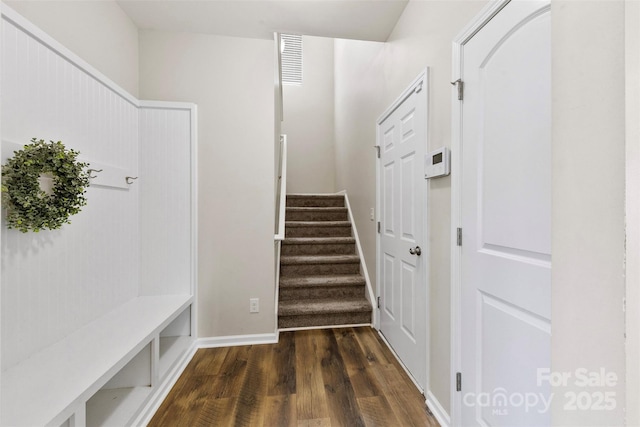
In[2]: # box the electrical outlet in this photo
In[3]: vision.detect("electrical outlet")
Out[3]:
[250,298,259,313]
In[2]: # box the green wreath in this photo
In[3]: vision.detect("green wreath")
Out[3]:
[1,138,90,233]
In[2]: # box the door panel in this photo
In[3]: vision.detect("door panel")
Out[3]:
[378,73,427,390]
[401,261,416,340]
[460,2,551,425]
[384,162,395,236]
[478,293,551,426]
[402,153,416,240]
[383,253,396,319]
[480,8,551,257]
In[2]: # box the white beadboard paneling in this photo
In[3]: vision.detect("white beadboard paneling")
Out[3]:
[0,6,198,427]
[1,20,139,168]
[139,106,194,296]
[1,15,140,371]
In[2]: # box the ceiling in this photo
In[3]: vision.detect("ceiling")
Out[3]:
[116,0,409,42]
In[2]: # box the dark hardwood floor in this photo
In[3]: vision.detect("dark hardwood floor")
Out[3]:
[149,327,439,426]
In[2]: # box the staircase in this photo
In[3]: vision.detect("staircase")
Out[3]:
[278,194,372,329]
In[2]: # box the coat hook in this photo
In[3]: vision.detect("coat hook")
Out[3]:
[87,168,103,179]
[125,176,138,185]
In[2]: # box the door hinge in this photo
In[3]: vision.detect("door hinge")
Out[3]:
[451,79,464,101]
[377,221,381,233]
[374,145,380,158]
[456,228,462,246]
[456,372,462,391]
[377,296,381,309]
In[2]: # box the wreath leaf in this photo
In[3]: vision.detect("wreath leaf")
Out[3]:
[1,138,90,233]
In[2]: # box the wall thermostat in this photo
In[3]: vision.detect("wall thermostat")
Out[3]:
[425,147,450,179]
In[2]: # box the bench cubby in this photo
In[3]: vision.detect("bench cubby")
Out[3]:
[2,297,195,426]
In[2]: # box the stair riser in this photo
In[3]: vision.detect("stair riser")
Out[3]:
[278,311,371,328]
[286,197,345,208]
[285,226,352,237]
[279,285,366,301]
[281,243,355,256]
[280,263,360,276]
[286,210,348,221]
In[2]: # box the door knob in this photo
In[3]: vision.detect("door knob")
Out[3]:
[409,246,422,256]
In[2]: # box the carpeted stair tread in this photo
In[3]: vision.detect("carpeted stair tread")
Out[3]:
[285,207,348,221]
[281,236,356,255]
[280,274,365,287]
[286,207,347,211]
[282,237,355,245]
[284,221,352,238]
[285,221,351,227]
[280,255,360,265]
[286,194,345,208]
[287,194,345,199]
[278,298,372,316]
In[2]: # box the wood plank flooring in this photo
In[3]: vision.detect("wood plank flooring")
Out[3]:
[149,327,439,427]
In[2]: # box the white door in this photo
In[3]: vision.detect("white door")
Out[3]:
[459,1,551,425]
[377,71,428,390]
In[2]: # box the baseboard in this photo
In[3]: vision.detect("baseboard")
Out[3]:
[279,323,372,332]
[197,332,279,348]
[426,390,451,427]
[132,340,199,426]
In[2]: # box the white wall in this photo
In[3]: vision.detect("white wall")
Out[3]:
[275,33,283,206]
[3,0,139,97]
[334,37,386,315]
[282,35,336,193]
[625,1,640,424]
[551,1,626,425]
[139,30,276,338]
[334,1,487,416]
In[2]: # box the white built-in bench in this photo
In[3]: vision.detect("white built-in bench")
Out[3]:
[1,296,195,427]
